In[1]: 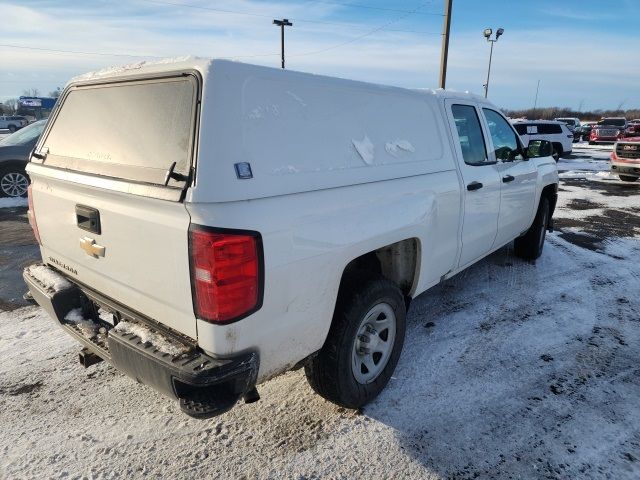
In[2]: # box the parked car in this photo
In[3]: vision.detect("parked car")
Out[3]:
[578,122,596,141]
[625,121,640,137]
[0,115,28,132]
[610,137,640,182]
[0,120,46,197]
[590,118,627,144]
[512,120,573,159]
[554,117,581,141]
[23,59,559,418]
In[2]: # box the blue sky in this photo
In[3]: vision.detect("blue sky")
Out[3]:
[1,0,638,110]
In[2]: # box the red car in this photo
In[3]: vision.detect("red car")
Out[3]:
[625,121,640,137]
[589,118,626,144]
[611,137,640,182]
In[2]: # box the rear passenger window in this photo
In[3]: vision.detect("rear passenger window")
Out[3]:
[483,109,523,161]
[514,124,527,135]
[451,104,488,166]
[537,123,562,134]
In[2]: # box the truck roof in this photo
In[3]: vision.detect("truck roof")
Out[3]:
[69,56,487,104]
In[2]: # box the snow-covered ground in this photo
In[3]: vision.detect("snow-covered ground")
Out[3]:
[0,197,28,209]
[0,150,638,479]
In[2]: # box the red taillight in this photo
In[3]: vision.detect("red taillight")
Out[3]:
[27,185,41,245]
[189,226,262,324]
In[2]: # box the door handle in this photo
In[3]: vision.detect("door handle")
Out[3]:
[502,175,515,183]
[466,181,483,191]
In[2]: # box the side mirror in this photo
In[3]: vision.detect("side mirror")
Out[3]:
[526,139,553,159]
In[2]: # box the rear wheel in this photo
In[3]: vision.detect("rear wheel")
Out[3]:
[515,197,549,261]
[305,273,406,409]
[8,124,16,133]
[552,143,563,161]
[619,175,638,182]
[0,168,29,197]
[588,141,596,145]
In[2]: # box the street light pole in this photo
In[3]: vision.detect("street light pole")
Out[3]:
[273,18,293,69]
[482,27,504,98]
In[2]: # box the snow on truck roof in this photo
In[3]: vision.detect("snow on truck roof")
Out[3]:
[69,56,486,101]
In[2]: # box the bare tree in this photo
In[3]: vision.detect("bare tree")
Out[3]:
[22,88,40,97]
[3,98,18,113]
[48,87,62,98]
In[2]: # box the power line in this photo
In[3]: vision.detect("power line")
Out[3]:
[0,1,438,62]
[289,2,435,58]
[138,0,440,34]
[306,0,442,15]
[0,43,165,58]
[0,43,279,60]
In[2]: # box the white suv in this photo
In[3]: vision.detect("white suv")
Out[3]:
[513,120,573,160]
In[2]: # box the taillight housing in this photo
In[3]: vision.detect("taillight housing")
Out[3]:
[189,225,263,324]
[27,185,41,245]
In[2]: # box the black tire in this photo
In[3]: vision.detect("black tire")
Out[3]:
[588,141,595,145]
[305,273,406,409]
[552,143,562,162]
[0,167,29,197]
[8,124,16,133]
[514,196,549,261]
[619,175,638,182]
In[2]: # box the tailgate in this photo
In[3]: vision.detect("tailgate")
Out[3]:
[27,72,200,339]
[28,169,197,339]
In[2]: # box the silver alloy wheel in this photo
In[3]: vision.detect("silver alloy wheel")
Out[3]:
[351,302,396,384]
[1,171,29,197]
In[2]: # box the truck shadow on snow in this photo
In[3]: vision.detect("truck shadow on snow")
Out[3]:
[362,240,640,479]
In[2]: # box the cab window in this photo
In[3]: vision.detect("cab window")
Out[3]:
[482,109,523,161]
[451,104,489,166]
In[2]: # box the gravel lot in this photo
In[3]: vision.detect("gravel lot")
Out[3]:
[1,145,638,479]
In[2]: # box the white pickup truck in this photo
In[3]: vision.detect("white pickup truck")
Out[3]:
[23,58,559,418]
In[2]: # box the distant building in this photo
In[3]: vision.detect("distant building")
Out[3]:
[17,96,58,120]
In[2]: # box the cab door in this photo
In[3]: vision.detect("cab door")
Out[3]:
[480,108,538,248]
[446,101,501,268]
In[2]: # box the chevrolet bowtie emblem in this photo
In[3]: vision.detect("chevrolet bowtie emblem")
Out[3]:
[79,237,106,258]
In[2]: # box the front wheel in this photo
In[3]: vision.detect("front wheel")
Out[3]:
[0,168,29,197]
[619,175,638,182]
[514,197,549,261]
[305,273,406,409]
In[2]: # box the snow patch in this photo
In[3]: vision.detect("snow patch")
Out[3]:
[247,105,280,120]
[285,91,307,107]
[272,165,300,175]
[71,56,196,82]
[0,197,28,208]
[64,308,99,339]
[25,265,72,293]
[114,321,190,356]
[385,139,415,157]
[352,135,375,165]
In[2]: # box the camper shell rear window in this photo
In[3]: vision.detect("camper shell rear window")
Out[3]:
[40,74,198,187]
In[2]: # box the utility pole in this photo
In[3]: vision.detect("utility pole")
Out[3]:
[273,18,293,69]
[533,79,540,118]
[438,0,453,89]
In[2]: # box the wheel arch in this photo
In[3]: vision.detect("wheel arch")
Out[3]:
[338,237,420,306]
[0,159,29,172]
